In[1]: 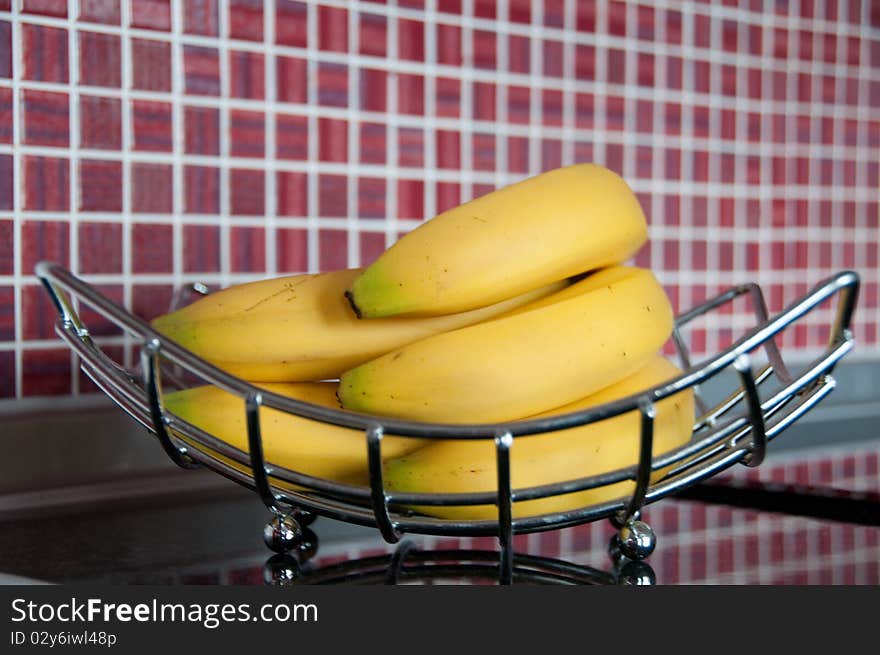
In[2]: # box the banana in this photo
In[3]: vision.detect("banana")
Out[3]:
[151,268,567,383]
[345,164,648,318]
[163,381,428,486]
[338,266,674,423]
[382,355,694,520]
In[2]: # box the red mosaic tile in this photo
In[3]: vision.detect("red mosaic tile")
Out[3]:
[397,74,424,115]
[358,177,385,219]
[78,0,121,25]
[184,45,220,96]
[275,226,308,273]
[131,0,171,31]
[132,223,173,273]
[542,139,562,170]
[183,0,219,36]
[318,229,347,271]
[0,87,10,143]
[229,0,262,41]
[507,85,530,124]
[23,156,69,211]
[397,179,424,220]
[436,182,460,214]
[22,282,60,340]
[0,156,10,210]
[359,68,388,112]
[542,89,563,126]
[0,219,10,274]
[78,222,122,274]
[229,225,265,272]
[22,89,69,148]
[229,109,265,158]
[275,113,308,160]
[359,232,385,267]
[230,50,265,99]
[437,0,461,14]
[473,30,497,70]
[132,163,173,214]
[508,136,529,173]
[313,115,348,163]
[0,286,15,338]
[21,219,68,278]
[319,5,347,53]
[79,159,122,212]
[183,106,220,155]
[229,168,264,215]
[435,77,460,118]
[544,0,565,27]
[131,284,174,322]
[22,0,67,17]
[22,348,72,396]
[508,34,530,74]
[359,122,386,164]
[183,225,220,273]
[318,174,346,218]
[472,81,496,122]
[509,0,531,24]
[318,62,348,107]
[436,130,460,170]
[22,24,68,83]
[276,1,308,48]
[276,170,307,216]
[472,133,495,171]
[399,19,424,62]
[397,127,424,168]
[132,100,173,152]
[183,166,220,214]
[79,95,121,150]
[543,40,563,78]
[437,23,462,66]
[359,12,386,57]
[0,350,14,398]
[132,38,172,92]
[276,56,307,103]
[79,31,121,88]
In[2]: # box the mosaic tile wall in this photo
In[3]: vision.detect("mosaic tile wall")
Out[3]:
[0,0,878,401]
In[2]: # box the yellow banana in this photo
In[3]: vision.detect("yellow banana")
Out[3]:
[163,381,428,486]
[338,266,674,423]
[151,268,567,383]
[382,355,695,520]
[345,164,648,318]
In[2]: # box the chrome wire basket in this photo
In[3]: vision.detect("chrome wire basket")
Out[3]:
[35,261,860,584]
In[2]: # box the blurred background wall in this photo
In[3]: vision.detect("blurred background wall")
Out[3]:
[0,0,878,404]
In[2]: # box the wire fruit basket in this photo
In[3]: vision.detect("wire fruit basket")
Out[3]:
[35,261,860,584]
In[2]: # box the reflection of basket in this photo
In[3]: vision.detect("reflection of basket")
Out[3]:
[36,261,859,583]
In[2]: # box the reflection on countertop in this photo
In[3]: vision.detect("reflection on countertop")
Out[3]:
[1,438,877,586]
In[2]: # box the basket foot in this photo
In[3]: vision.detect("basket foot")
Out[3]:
[608,515,657,585]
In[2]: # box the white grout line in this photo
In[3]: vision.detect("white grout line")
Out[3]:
[263,0,277,276]
[0,93,874,161]
[169,0,183,298]
[66,0,80,394]
[459,0,474,199]
[345,1,359,268]
[218,0,230,287]
[118,1,135,370]
[423,0,438,218]
[305,0,318,270]
[2,2,873,78]
[11,5,22,398]
[3,0,879,399]
[527,0,541,177]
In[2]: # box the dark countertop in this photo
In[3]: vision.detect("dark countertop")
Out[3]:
[1,438,877,586]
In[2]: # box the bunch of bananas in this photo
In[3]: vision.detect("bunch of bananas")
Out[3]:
[153,164,695,518]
